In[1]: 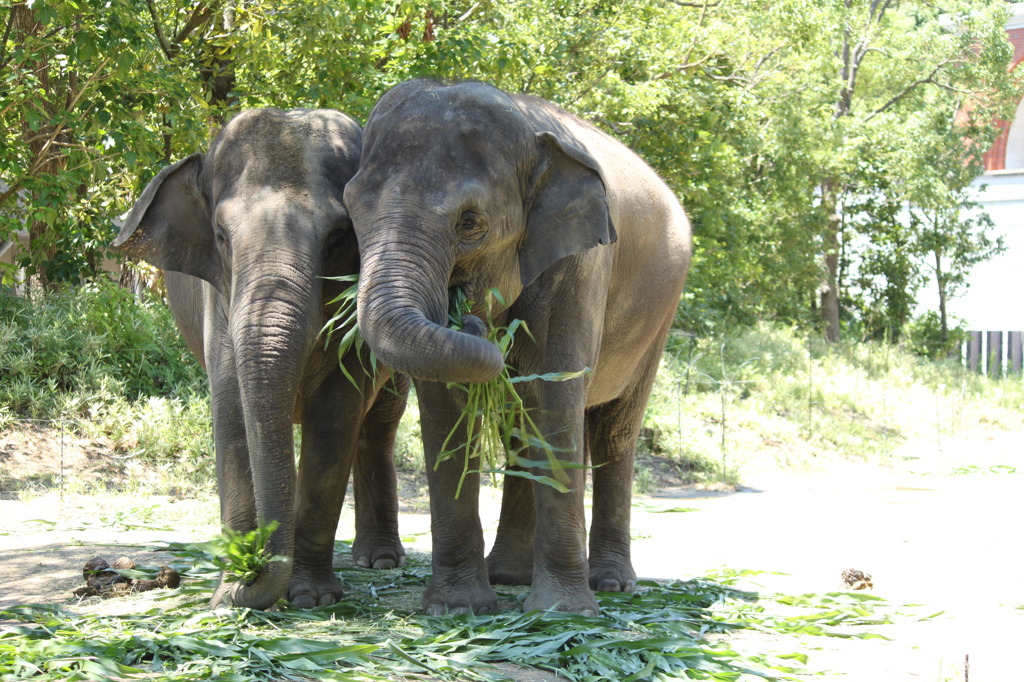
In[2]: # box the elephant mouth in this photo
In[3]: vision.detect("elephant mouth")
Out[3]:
[448,280,506,327]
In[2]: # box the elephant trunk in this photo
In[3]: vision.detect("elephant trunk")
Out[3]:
[357,231,505,384]
[218,264,320,609]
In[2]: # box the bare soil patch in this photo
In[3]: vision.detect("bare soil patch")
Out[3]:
[0,422,131,497]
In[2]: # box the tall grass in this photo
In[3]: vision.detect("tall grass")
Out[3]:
[640,324,1024,483]
[0,279,205,411]
[0,280,212,493]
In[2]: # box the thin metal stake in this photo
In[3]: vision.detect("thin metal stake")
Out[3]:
[59,416,66,505]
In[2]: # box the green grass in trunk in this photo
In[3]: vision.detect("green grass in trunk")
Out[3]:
[322,279,587,497]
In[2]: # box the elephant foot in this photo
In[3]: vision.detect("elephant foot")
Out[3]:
[486,548,533,585]
[209,569,288,611]
[522,578,600,617]
[422,571,497,616]
[588,557,637,593]
[352,535,406,570]
[287,565,344,608]
[209,578,235,609]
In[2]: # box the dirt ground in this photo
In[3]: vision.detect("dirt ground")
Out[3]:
[1,424,1021,681]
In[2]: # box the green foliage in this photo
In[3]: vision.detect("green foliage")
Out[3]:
[0,539,846,680]
[74,393,215,490]
[440,288,589,497]
[0,280,205,415]
[3,0,1018,331]
[320,274,379,387]
[901,311,970,361]
[643,324,1024,477]
[206,520,288,586]
[0,281,212,493]
[0,1,210,286]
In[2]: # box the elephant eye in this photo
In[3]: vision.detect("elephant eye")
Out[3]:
[215,227,232,256]
[456,211,485,240]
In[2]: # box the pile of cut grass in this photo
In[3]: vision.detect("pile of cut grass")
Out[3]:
[0,539,912,681]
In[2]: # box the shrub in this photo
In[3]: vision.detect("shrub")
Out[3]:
[0,278,205,416]
[1,280,212,492]
[901,311,969,361]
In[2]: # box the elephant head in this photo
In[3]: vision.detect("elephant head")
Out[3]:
[344,80,616,384]
[113,108,362,609]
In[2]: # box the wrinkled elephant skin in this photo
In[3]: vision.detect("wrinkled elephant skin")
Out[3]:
[346,81,691,615]
[114,108,407,610]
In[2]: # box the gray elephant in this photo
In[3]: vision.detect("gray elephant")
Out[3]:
[114,108,407,610]
[345,80,691,615]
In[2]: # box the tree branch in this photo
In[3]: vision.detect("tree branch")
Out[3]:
[838,0,893,117]
[656,50,719,79]
[148,1,217,61]
[666,0,720,6]
[0,9,15,70]
[865,60,957,120]
[146,0,174,59]
[0,179,25,209]
[173,2,217,46]
[679,0,716,70]
[17,56,111,190]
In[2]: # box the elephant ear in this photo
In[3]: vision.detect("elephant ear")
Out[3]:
[112,153,225,294]
[520,131,618,286]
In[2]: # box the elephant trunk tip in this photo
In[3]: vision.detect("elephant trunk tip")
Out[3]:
[363,309,506,384]
[356,258,506,384]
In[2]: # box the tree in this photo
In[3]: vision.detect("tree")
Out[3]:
[2,0,1017,338]
[901,107,1007,343]
[0,0,210,289]
[3,2,118,287]
[803,0,1019,341]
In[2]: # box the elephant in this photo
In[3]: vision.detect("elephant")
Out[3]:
[113,107,407,610]
[344,80,691,616]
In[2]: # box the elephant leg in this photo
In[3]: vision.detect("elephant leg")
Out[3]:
[586,339,666,593]
[585,400,639,593]
[519,377,598,616]
[288,372,363,608]
[351,373,409,570]
[416,379,496,615]
[205,331,258,607]
[486,465,535,585]
[211,372,256,534]
[488,431,592,585]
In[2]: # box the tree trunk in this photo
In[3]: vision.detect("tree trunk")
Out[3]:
[820,180,842,343]
[12,1,70,291]
[199,8,237,124]
[934,249,948,344]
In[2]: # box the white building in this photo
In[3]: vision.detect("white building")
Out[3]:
[949,5,1024,335]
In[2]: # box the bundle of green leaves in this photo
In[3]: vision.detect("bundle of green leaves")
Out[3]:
[206,520,287,586]
[321,278,587,497]
[440,287,588,497]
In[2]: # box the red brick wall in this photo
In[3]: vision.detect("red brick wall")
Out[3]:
[982,27,1024,171]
